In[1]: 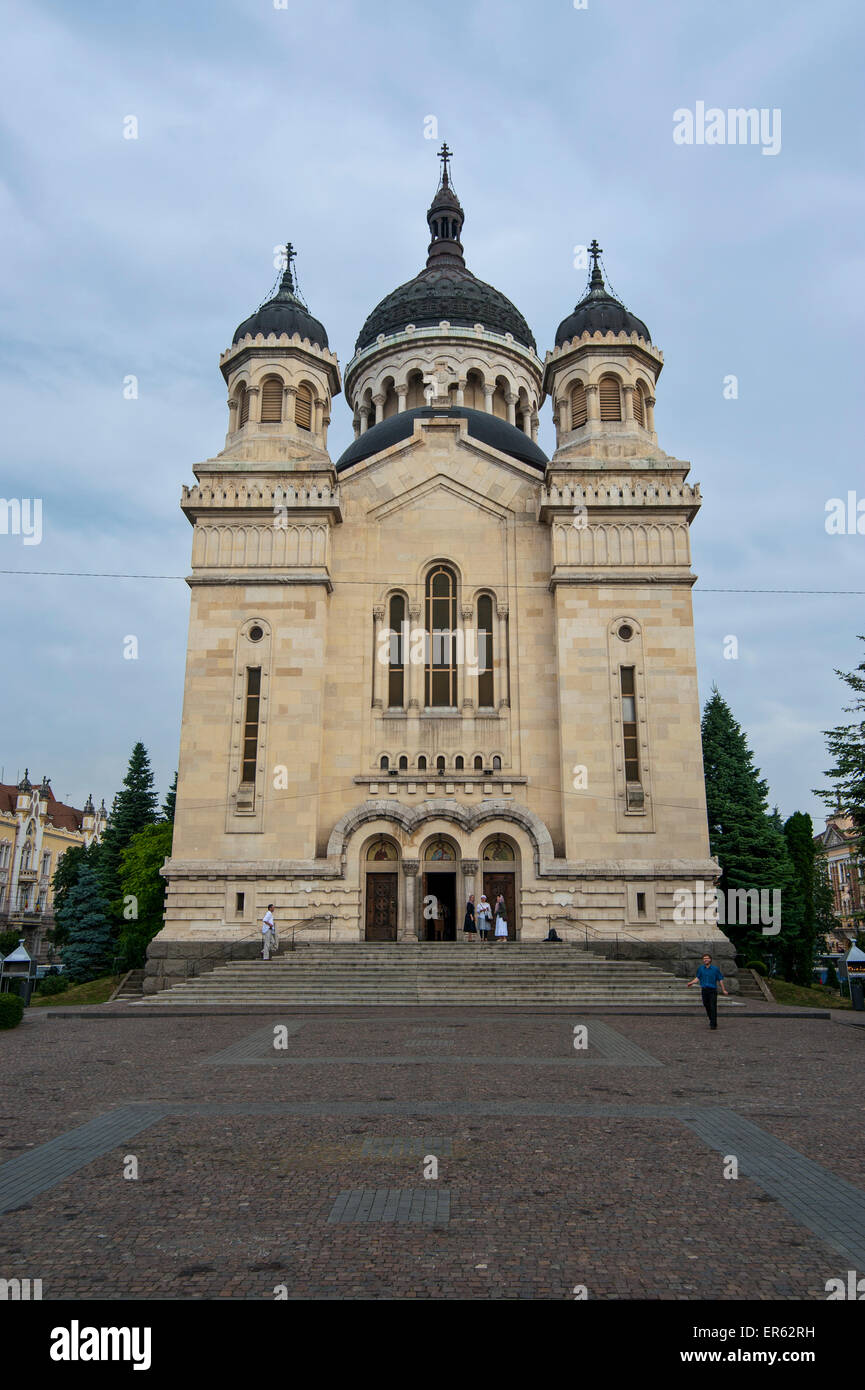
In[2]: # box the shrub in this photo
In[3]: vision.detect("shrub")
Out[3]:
[0,929,21,957]
[37,974,69,996]
[0,991,24,1029]
[746,959,768,976]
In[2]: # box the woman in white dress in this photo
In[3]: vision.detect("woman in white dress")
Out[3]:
[494,894,508,943]
[476,894,492,942]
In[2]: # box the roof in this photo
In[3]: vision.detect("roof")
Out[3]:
[555,260,650,347]
[232,260,329,350]
[0,782,85,833]
[355,263,536,355]
[335,406,548,473]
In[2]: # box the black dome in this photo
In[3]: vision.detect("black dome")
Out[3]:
[555,256,650,347]
[233,256,328,349]
[356,265,536,355]
[335,407,548,473]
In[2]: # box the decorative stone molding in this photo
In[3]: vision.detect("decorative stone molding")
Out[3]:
[551,520,691,568]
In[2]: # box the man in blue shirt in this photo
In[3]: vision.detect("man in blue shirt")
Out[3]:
[687,953,728,1029]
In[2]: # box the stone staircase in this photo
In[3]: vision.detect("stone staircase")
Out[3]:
[132,942,708,1008]
[113,968,145,1002]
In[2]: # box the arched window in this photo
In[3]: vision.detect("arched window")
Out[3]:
[398,755,408,771]
[483,837,515,861]
[238,384,250,427]
[425,565,457,707]
[295,383,313,431]
[436,755,446,773]
[477,594,494,708]
[388,594,406,708]
[492,377,509,419]
[425,838,455,861]
[599,376,622,422]
[260,376,283,423]
[367,838,397,861]
[492,755,502,772]
[464,370,484,410]
[380,755,389,771]
[418,755,427,770]
[570,381,587,429]
[406,370,426,409]
[474,755,483,771]
[455,755,464,770]
[632,383,645,428]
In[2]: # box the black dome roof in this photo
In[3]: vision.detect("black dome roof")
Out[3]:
[233,251,328,349]
[355,152,535,355]
[335,407,548,473]
[555,254,650,347]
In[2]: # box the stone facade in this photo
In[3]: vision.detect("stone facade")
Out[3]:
[147,159,732,994]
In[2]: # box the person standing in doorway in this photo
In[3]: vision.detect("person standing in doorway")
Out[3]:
[463,894,476,941]
[687,953,728,1028]
[476,894,492,943]
[494,894,508,943]
[261,904,277,960]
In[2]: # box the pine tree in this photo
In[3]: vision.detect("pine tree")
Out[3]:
[116,820,174,969]
[51,841,101,948]
[98,743,159,921]
[58,866,114,983]
[817,636,865,860]
[701,687,801,965]
[782,812,819,985]
[162,771,177,824]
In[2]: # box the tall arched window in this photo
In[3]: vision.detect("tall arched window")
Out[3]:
[632,383,645,428]
[492,755,502,772]
[238,384,250,426]
[492,378,509,419]
[477,594,494,708]
[570,381,587,429]
[295,383,313,430]
[388,594,406,708]
[464,370,484,410]
[599,376,622,422]
[398,755,408,771]
[425,565,457,707]
[260,376,283,423]
[405,370,426,409]
[436,755,446,773]
[380,755,389,771]
[474,755,483,771]
[455,755,464,770]
[418,755,427,771]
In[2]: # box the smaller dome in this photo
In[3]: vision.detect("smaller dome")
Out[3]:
[555,246,650,347]
[335,407,548,473]
[233,245,329,349]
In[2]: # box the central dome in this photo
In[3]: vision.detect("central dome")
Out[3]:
[354,153,536,355]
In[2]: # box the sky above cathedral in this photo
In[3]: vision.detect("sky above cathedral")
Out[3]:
[1,0,863,823]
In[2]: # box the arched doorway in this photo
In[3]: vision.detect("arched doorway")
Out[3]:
[482,835,518,940]
[364,836,400,941]
[421,836,459,941]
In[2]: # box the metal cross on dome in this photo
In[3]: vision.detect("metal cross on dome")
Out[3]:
[588,238,603,269]
[438,142,453,182]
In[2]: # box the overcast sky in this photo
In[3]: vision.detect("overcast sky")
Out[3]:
[1,0,863,827]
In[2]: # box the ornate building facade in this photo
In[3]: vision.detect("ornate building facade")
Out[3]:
[0,771,106,955]
[146,150,730,992]
[815,813,863,948]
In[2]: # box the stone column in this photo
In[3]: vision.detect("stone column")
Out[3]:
[283,385,297,427]
[455,378,466,407]
[623,385,635,421]
[372,605,385,709]
[555,396,569,440]
[497,603,510,709]
[397,383,408,413]
[372,392,385,425]
[247,385,261,421]
[531,413,539,443]
[462,858,479,916]
[227,397,238,432]
[646,395,656,434]
[408,602,422,710]
[460,602,474,712]
[483,384,494,414]
[359,404,370,434]
[402,860,420,940]
[520,407,530,434]
[585,382,600,422]
[314,396,325,435]
[506,391,517,426]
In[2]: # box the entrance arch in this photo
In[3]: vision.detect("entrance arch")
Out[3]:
[421,835,460,941]
[363,835,400,941]
[481,834,519,940]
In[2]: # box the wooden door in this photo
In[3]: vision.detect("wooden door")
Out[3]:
[483,872,516,939]
[365,873,398,941]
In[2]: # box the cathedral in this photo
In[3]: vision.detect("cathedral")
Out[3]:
[145,148,730,993]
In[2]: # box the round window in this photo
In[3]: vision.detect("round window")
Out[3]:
[618,624,634,641]
[248,625,264,642]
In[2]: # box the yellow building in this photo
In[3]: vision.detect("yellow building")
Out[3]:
[147,151,728,993]
[815,813,863,949]
[0,771,105,958]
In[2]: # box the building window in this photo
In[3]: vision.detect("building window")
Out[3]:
[238,384,250,426]
[570,381,587,429]
[425,565,457,707]
[436,756,446,773]
[236,892,245,914]
[398,756,408,771]
[418,755,427,771]
[388,594,406,708]
[260,376,283,423]
[620,666,640,783]
[636,891,647,917]
[474,755,483,770]
[599,376,622,422]
[477,594,494,708]
[295,383,313,430]
[41,852,51,877]
[492,756,502,772]
[380,755,389,771]
[455,756,464,770]
[632,384,645,428]
[242,668,262,783]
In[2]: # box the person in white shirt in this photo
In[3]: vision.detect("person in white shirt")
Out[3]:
[261,905,277,960]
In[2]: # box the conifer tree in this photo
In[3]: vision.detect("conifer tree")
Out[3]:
[782,811,819,984]
[58,866,113,983]
[701,687,801,965]
[162,771,177,824]
[98,743,159,922]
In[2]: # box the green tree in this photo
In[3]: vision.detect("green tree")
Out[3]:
[50,841,101,948]
[98,743,159,922]
[162,771,178,824]
[58,866,113,983]
[701,687,802,965]
[782,811,820,984]
[116,820,173,969]
[817,636,865,861]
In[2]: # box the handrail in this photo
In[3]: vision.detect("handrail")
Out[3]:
[285,914,333,951]
[546,912,652,958]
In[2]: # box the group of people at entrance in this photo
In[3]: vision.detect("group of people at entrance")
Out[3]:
[462,893,508,942]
